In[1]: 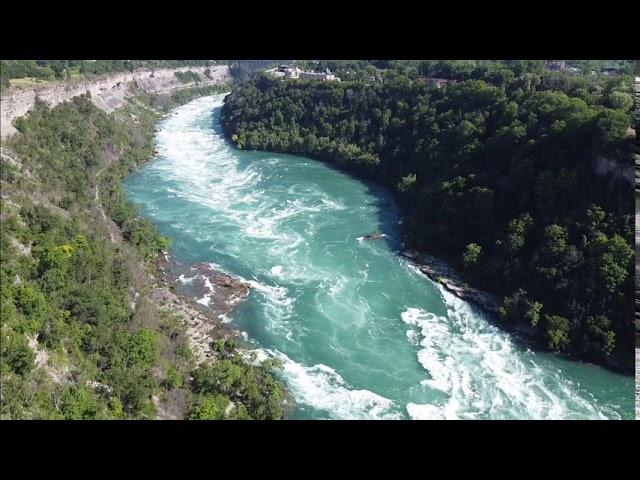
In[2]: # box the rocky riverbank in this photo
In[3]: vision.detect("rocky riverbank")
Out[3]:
[403,249,634,374]
[153,252,252,365]
[401,249,500,316]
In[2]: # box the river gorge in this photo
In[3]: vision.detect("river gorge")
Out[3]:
[123,94,634,420]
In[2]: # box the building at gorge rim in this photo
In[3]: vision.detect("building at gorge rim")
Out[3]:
[266,65,340,81]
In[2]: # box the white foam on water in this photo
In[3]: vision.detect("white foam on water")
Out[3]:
[328,276,347,297]
[401,283,615,420]
[357,234,387,244]
[178,274,194,284]
[197,295,212,307]
[239,198,322,247]
[406,329,420,346]
[150,98,288,254]
[208,262,230,274]
[247,280,289,303]
[244,278,295,338]
[319,197,346,210]
[267,235,304,257]
[270,265,284,277]
[406,403,446,420]
[253,348,401,420]
[404,261,428,279]
[202,276,215,293]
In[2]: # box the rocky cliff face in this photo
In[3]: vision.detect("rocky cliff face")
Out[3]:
[592,154,634,185]
[632,74,638,413]
[0,65,231,138]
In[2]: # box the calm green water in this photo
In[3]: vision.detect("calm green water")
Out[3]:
[123,95,634,419]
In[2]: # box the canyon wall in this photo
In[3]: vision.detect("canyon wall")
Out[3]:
[0,65,231,138]
[592,154,634,185]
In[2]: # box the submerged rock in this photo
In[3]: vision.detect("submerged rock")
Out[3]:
[362,232,386,240]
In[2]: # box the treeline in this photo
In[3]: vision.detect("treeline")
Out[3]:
[174,70,203,84]
[220,61,635,371]
[1,60,57,88]
[287,60,634,83]
[1,88,286,419]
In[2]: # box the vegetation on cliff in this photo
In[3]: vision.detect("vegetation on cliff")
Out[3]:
[0,86,286,419]
[174,70,203,84]
[220,60,635,370]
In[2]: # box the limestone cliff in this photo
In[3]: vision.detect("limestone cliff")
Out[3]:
[0,65,231,138]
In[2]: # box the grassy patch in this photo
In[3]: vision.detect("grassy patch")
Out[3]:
[9,77,52,88]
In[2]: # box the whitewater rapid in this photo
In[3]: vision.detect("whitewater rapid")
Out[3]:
[123,95,633,420]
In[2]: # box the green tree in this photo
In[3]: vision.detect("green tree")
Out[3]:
[546,315,571,351]
[189,394,230,420]
[462,243,482,269]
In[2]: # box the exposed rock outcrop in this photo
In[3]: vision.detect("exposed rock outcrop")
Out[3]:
[593,154,634,185]
[26,334,73,384]
[401,249,500,316]
[634,76,640,338]
[153,253,251,366]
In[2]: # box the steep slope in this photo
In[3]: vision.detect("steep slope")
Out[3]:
[0,74,287,419]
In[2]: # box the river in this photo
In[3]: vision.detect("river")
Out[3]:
[123,94,634,419]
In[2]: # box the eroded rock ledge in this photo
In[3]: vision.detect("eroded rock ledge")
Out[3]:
[401,249,500,316]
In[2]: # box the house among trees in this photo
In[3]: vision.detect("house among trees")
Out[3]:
[422,77,454,88]
[266,65,340,81]
[299,68,339,81]
[284,66,302,79]
[601,66,622,76]
[265,65,299,78]
[544,60,567,71]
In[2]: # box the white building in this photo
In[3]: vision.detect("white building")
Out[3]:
[285,67,302,79]
[544,60,566,71]
[268,65,340,82]
[299,68,339,81]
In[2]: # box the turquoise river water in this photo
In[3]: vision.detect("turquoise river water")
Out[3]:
[123,95,634,419]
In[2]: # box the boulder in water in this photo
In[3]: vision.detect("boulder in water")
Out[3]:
[362,232,386,240]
